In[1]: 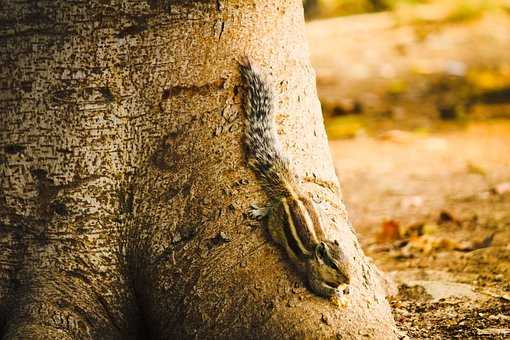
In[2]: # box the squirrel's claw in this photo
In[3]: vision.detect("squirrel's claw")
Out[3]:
[248,203,269,220]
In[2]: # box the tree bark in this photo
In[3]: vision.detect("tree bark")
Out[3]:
[0,0,398,339]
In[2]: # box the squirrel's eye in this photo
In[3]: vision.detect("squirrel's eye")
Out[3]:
[319,243,328,254]
[329,261,339,271]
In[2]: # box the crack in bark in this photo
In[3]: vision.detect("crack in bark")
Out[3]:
[116,17,149,39]
[3,144,25,155]
[93,291,123,335]
[218,20,225,40]
[161,78,226,99]
[30,171,103,219]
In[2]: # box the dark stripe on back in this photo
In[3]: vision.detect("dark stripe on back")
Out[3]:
[287,199,315,251]
[281,212,306,260]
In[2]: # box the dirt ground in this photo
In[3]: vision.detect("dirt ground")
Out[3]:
[330,123,510,339]
[307,6,510,338]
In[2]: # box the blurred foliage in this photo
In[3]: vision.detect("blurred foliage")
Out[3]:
[324,115,365,139]
[393,0,507,26]
[304,0,510,20]
[303,0,427,19]
[467,67,510,91]
[309,0,510,137]
[446,1,490,22]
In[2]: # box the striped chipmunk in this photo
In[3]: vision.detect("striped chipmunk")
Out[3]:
[239,58,351,299]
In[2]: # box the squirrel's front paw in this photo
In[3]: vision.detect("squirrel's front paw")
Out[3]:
[248,203,268,220]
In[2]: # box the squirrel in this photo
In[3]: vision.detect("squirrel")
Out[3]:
[239,58,351,298]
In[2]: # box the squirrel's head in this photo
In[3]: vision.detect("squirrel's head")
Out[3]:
[312,240,351,293]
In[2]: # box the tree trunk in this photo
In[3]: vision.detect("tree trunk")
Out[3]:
[0,0,398,338]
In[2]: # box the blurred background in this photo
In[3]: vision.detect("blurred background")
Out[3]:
[304,1,510,338]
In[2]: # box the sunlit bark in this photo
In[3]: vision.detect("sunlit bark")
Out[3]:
[0,1,397,338]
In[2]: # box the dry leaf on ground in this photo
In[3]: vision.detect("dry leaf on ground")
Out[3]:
[377,220,402,243]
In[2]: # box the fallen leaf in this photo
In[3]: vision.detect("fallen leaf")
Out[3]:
[401,222,425,238]
[405,232,496,254]
[377,220,402,243]
[455,232,496,252]
[422,222,439,235]
[407,235,456,254]
[401,221,439,237]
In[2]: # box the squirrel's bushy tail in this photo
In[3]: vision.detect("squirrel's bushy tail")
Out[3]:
[239,58,296,197]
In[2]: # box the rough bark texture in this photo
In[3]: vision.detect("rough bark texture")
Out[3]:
[0,0,398,339]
